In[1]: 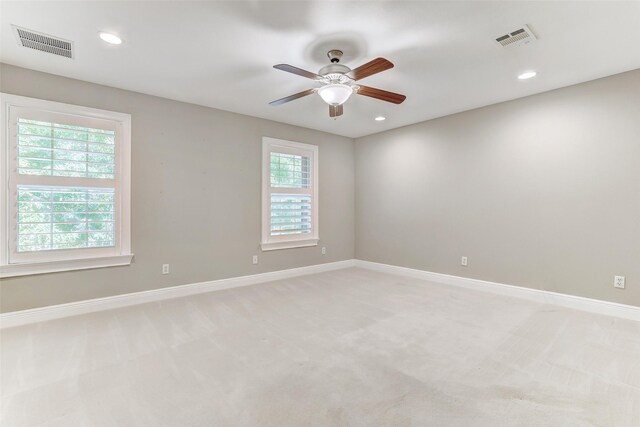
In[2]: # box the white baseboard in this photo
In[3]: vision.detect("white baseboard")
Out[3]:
[3,258,637,328]
[354,260,640,322]
[0,260,356,329]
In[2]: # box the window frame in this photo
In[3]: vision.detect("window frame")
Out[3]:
[0,93,132,277]
[261,137,319,251]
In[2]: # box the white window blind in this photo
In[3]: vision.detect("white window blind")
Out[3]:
[1,94,132,277]
[17,118,116,179]
[17,186,115,252]
[270,194,312,236]
[262,138,318,251]
[270,152,310,189]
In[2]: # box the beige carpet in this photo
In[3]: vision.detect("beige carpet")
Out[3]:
[2,268,639,426]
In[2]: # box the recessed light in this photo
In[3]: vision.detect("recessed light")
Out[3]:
[518,71,537,80]
[99,32,122,45]
[374,116,386,121]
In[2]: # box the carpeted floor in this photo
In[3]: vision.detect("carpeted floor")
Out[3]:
[2,267,639,426]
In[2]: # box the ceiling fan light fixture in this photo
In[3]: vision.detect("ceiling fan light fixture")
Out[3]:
[318,84,353,106]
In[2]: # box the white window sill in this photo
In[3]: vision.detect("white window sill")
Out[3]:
[0,254,134,278]
[261,239,319,251]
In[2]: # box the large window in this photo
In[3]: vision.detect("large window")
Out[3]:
[1,94,132,277]
[261,137,318,251]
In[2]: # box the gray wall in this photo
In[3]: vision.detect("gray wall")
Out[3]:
[0,64,355,312]
[355,69,640,307]
[2,64,638,312]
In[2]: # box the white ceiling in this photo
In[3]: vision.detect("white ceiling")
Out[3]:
[2,1,640,138]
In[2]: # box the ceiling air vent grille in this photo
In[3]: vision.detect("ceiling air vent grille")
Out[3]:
[495,25,537,48]
[13,26,74,58]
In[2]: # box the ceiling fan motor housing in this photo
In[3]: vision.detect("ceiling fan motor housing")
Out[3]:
[319,63,351,76]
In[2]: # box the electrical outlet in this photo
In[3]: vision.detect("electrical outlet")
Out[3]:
[461,256,468,267]
[252,255,258,265]
[321,247,326,255]
[162,264,170,275]
[614,276,625,289]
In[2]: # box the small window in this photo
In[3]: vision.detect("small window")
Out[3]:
[261,137,318,251]
[0,94,132,277]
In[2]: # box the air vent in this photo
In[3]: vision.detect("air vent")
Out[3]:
[495,25,537,48]
[12,25,73,58]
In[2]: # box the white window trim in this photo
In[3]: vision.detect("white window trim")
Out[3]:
[261,137,319,251]
[0,93,133,277]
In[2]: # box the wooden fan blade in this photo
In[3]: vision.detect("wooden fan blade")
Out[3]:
[329,104,344,118]
[274,64,323,80]
[269,89,315,106]
[347,58,394,81]
[356,85,406,104]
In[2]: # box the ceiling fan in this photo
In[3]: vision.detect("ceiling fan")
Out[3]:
[270,50,406,118]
